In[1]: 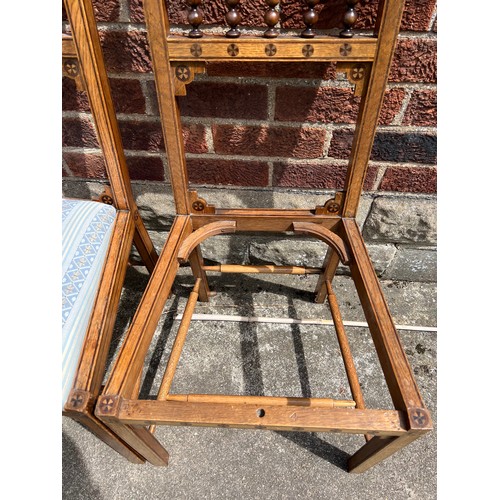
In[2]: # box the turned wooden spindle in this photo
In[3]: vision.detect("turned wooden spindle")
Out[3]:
[187,0,204,38]
[225,0,242,38]
[301,0,320,39]
[264,0,280,38]
[339,0,359,38]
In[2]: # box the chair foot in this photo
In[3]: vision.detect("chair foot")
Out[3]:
[106,422,170,466]
[64,395,145,464]
[348,431,426,473]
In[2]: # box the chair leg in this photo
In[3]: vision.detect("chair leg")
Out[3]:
[314,248,341,303]
[104,421,170,466]
[348,432,424,473]
[65,410,145,464]
[133,214,159,274]
[188,246,212,302]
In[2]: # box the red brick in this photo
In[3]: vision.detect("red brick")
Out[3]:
[213,125,326,159]
[280,0,436,32]
[357,0,437,31]
[274,162,347,189]
[275,86,359,124]
[379,88,406,125]
[99,30,152,73]
[273,162,378,190]
[117,119,207,153]
[125,155,165,181]
[379,166,437,193]
[63,0,121,22]
[389,38,437,83]
[275,86,403,125]
[166,0,268,27]
[92,0,121,22]
[63,152,107,179]
[187,158,269,187]
[78,0,437,30]
[207,61,336,80]
[62,116,99,148]
[183,124,209,154]
[401,0,437,31]
[129,0,145,23]
[280,0,338,30]
[402,89,437,126]
[179,82,268,120]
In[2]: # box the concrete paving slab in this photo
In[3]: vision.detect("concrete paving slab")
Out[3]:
[63,267,436,500]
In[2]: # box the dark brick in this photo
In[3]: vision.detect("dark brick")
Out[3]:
[328,128,354,159]
[179,82,268,120]
[63,152,107,179]
[273,162,378,190]
[62,77,90,113]
[379,166,437,193]
[109,78,146,114]
[63,77,146,114]
[118,119,164,151]
[389,38,437,83]
[62,116,99,148]
[213,125,326,159]
[99,30,152,73]
[187,158,269,187]
[117,119,207,153]
[275,86,403,125]
[207,62,336,80]
[63,150,164,181]
[402,89,437,126]
[125,155,165,181]
[371,132,437,164]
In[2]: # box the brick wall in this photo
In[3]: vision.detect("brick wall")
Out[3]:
[62,1,437,282]
[62,0,436,193]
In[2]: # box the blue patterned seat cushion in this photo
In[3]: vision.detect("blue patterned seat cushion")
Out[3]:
[62,199,117,409]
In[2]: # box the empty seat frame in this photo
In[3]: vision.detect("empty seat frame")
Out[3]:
[62,0,160,463]
[93,0,433,473]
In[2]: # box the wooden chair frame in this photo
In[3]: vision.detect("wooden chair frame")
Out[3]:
[94,0,432,472]
[62,0,160,463]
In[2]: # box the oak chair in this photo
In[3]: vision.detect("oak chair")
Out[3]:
[62,0,160,463]
[94,0,432,472]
